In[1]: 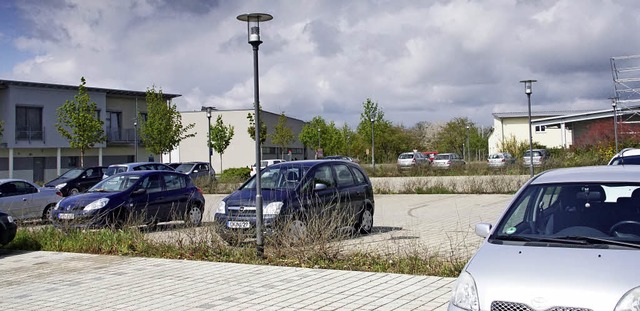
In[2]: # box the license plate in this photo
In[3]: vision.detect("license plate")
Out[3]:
[227,221,250,229]
[58,213,75,220]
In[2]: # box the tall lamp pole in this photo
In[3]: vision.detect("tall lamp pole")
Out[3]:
[466,125,470,163]
[520,79,537,177]
[317,127,320,159]
[238,12,273,258]
[611,97,619,153]
[370,117,375,170]
[134,120,138,162]
[202,106,215,169]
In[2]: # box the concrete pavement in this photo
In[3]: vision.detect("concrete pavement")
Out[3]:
[1,194,513,310]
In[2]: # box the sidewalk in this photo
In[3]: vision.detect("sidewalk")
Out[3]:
[1,250,455,311]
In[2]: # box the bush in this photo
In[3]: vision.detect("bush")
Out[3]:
[219,167,251,183]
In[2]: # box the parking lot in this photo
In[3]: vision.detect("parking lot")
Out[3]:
[2,194,513,310]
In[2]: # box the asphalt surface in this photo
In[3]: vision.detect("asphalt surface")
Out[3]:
[1,194,513,311]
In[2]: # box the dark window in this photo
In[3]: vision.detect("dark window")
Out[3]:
[352,168,366,185]
[335,164,355,187]
[313,165,335,188]
[106,111,121,141]
[142,174,162,193]
[163,173,185,190]
[16,106,43,140]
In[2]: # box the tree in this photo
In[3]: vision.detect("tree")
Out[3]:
[139,86,196,157]
[209,115,234,172]
[0,120,4,141]
[247,103,267,144]
[271,112,295,158]
[55,77,106,167]
[299,116,328,158]
[434,117,473,157]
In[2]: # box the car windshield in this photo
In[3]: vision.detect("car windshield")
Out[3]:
[489,154,503,159]
[175,163,195,173]
[89,175,141,192]
[398,153,414,159]
[610,156,640,165]
[242,165,309,190]
[59,168,84,179]
[491,182,640,246]
[524,151,542,157]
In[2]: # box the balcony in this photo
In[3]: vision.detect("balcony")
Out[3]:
[107,128,140,145]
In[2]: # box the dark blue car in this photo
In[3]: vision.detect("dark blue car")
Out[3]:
[51,170,205,229]
[0,211,17,246]
[214,160,375,240]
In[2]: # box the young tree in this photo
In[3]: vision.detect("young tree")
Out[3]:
[210,115,234,172]
[271,112,294,158]
[55,77,106,167]
[139,86,196,158]
[299,116,328,158]
[246,103,267,144]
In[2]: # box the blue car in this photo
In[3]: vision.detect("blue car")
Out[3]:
[214,160,375,240]
[0,211,17,246]
[51,170,205,229]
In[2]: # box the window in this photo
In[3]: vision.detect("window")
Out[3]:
[163,173,185,191]
[535,125,546,133]
[141,174,162,193]
[16,106,43,141]
[313,165,335,188]
[335,164,355,187]
[106,111,121,141]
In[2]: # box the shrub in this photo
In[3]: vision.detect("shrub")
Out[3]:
[220,167,251,183]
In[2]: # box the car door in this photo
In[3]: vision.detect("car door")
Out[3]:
[131,173,166,223]
[0,181,29,218]
[333,163,364,226]
[161,173,192,221]
[76,168,100,192]
[302,164,339,222]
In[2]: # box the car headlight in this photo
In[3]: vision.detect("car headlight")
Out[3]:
[264,202,283,216]
[7,215,14,223]
[215,201,226,214]
[55,183,67,189]
[450,271,480,311]
[616,286,640,311]
[84,198,109,211]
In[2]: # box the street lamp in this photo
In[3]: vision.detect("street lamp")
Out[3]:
[466,125,470,163]
[134,120,138,162]
[370,116,375,170]
[201,106,215,169]
[520,79,537,177]
[238,12,272,258]
[317,127,320,159]
[611,97,619,153]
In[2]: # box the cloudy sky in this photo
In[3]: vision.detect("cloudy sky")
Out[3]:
[1,0,640,128]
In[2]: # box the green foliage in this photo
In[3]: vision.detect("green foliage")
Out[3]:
[139,86,196,156]
[271,112,295,158]
[0,119,4,140]
[55,77,106,167]
[246,103,267,143]
[210,115,234,172]
[219,167,251,182]
[299,116,328,156]
[497,134,532,158]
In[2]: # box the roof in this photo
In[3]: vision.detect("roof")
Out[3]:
[0,79,181,99]
[531,165,640,184]
[492,110,589,118]
[531,105,640,126]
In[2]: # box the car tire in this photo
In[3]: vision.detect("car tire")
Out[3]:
[185,205,203,226]
[42,204,54,222]
[357,207,374,234]
[69,188,80,196]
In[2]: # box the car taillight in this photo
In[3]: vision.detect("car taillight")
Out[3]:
[412,159,416,164]
[501,159,505,162]
[447,160,451,164]
[56,191,62,197]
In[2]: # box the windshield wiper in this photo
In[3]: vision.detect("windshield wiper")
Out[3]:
[493,235,590,245]
[554,236,640,249]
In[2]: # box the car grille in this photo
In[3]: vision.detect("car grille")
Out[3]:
[227,206,257,217]
[491,301,592,311]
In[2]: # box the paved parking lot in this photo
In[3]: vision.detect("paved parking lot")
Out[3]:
[1,194,513,311]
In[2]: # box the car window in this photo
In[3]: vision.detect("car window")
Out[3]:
[15,181,37,194]
[141,174,163,193]
[334,164,355,187]
[352,168,366,185]
[398,153,414,159]
[0,182,19,196]
[163,173,185,190]
[610,156,640,165]
[313,165,335,188]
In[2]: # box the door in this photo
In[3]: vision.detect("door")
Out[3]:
[0,181,29,218]
[161,173,191,221]
[132,173,166,223]
[303,164,338,224]
[33,157,45,183]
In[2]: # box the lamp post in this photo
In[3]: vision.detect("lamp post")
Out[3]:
[238,12,272,258]
[370,117,375,170]
[201,106,215,169]
[134,120,138,162]
[520,79,537,177]
[317,127,320,159]
[466,125,470,163]
[611,97,619,153]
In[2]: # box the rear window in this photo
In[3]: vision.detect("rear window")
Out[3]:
[398,153,414,159]
[435,154,450,160]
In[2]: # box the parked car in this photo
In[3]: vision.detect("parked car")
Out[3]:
[323,155,359,163]
[0,211,17,246]
[449,165,640,310]
[522,148,549,167]
[215,159,375,240]
[250,159,287,176]
[174,162,215,180]
[422,151,438,163]
[44,166,108,196]
[0,179,62,221]
[431,153,465,169]
[51,170,205,229]
[487,152,516,168]
[608,147,640,165]
[102,162,175,179]
[397,152,430,169]
[167,163,182,169]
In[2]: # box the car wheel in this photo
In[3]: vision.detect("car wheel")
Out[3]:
[69,188,80,196]
[185,205,203,226]
[286,219,307,243]
[42,204,54,222]
[358,207,374,234]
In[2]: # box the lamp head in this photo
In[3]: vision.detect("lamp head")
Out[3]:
[611,98,617,108]
[520,80,537,95]
[237,13,273,43]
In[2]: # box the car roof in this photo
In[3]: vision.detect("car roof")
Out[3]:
[0,178,34,184]
[530,165,640,185]
[613,148,640,157]
[111,170,184,177]
[108,162,167,167]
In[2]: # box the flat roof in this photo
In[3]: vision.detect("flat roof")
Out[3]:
[0,79,181,99]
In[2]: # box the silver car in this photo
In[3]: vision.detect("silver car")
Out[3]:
[0,179,63,221]
[449,165,640,310]
[432,153,465,169]
[487,152,516,168]
[397,152,429,169]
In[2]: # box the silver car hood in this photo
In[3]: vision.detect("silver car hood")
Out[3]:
[466,242,640,310]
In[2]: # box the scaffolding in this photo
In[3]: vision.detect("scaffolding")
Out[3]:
[610,55,640,122]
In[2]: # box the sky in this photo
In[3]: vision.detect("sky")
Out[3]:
[2,0,640,128]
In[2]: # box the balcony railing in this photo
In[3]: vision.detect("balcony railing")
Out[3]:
[107,128,139,144]
[15,128,45,144]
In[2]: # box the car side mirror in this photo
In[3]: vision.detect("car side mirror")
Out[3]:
[314,183,328,191]
[475,223,492,238]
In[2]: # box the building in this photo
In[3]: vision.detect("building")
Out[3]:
[167,109,311,173]
[0,79,177,182]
